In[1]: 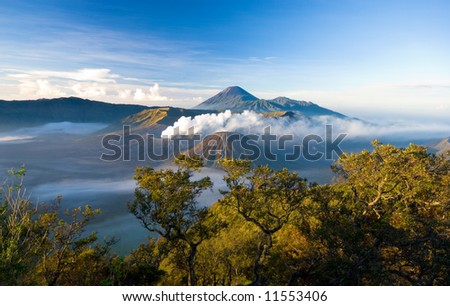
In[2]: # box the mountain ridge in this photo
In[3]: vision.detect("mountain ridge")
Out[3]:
[104,107,216,134]
[0,97,148,131]
[193,86,345,117]
[0,86,346,132]
[430,136,450,155]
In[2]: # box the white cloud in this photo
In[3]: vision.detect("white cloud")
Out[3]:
[133,84,168,102]
[7,73,30,79]
[36,80,63,96]
[1,68,178,104]
[148,83,167,101]
[248,56,277,63]
[134,88,146,101]
[119,89,132,99]
[19,79,66,98]
[7,68,117,99]
[16,78,108,99]
[9,68,118,83]
[71,83,107,98]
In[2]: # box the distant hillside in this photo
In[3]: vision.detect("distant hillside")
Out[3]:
[194,86,345,117]
[261,111,297,119]
[0,88,346,133]
[182,131,248,163]
[0,97,147,130]
[430,137,450,155]
[107,107,215,134]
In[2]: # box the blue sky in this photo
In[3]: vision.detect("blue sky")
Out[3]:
[1,0,449,121]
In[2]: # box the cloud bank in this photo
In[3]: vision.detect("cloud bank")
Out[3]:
[3,68,169,104]
[161,110,450,140]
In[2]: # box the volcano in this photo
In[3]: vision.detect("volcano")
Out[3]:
[194,86,345,117]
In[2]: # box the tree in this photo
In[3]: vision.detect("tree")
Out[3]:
[0,166,37,284]
[321,141,450,284]
[195,203,259,285]
[128,155,213,285]
[35,203,101,285]
[0,167,103,285]
[108,238,165,286]
[219,159,308,285]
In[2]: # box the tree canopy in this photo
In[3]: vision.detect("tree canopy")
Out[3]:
[1,142,448,285]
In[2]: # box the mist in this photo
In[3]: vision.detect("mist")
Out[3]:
[0,122,107,143]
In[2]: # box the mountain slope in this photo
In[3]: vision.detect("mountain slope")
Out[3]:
[194,86,259,111]
[106,107,215,134]
[182,131,249,162]
[0,97,147,130]
[193,86,345,117]
[112,107,211,130]
[268,96,343,116]
[430,136,450,155]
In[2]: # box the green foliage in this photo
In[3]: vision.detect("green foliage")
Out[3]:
[1,142,449,286]
[325,141,450,285]
[174,154,205,172]
[0,166,35,284]
[282,141,450,285]
[128,156,214,285]
[198,143,449,285]
[34,204,102,285]
[195,203,259,285]
[110,238,165,286]
[219,160,309,284]
[0,167,108,285]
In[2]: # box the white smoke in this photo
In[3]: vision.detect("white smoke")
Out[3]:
[161,110,450,140]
